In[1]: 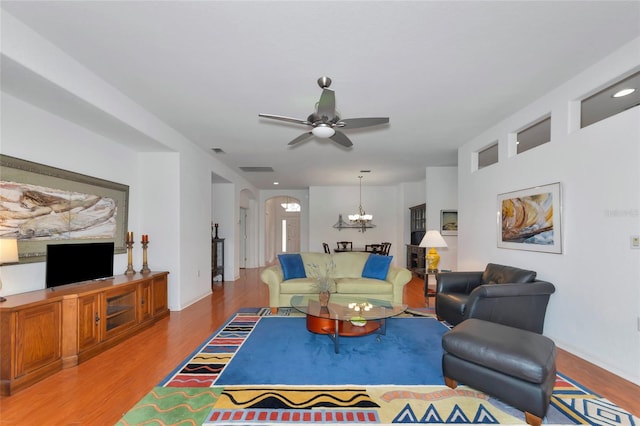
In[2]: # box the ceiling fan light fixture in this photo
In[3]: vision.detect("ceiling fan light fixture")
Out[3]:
[259,77,388,148]
[312,124,335,138]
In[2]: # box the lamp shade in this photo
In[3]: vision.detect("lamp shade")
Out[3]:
[419,230,447,248]
[0,238,19,264]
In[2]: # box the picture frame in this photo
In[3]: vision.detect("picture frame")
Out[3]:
[497,182,562,253]
[0,155,129,262]
[440,210,458,236]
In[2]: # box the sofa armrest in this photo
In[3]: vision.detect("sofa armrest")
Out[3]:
[260,265,284,307]
[387,266,412,304]
[436,271,484,294]
[465,281,556,333]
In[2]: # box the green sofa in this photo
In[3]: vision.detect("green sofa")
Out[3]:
[260,251,412,308]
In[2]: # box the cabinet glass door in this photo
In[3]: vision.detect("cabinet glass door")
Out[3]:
[105,288,137,338]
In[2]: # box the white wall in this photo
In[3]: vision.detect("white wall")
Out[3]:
[138,152,181,310]
[309,185,402,264]
[426,167,458,271]
[0,93,139,294]
[458,37,640,384]
[0,12,259,310]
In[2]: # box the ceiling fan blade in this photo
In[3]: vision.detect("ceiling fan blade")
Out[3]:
[316,89,336,120]
[259,113,310,126]
[288,132,313,146]
[329,130,353,148]
[338,117,389,129]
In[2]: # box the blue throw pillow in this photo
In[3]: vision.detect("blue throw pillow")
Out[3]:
[277,254,306,280]
[362,254,393,280]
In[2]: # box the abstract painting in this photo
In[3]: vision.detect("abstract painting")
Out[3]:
[0,155,129,262]
[497,183,562,253]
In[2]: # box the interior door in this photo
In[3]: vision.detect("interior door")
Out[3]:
[285,216,300,253]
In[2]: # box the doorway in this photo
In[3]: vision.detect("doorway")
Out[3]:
[265,196,301,263]
[239,207,248,268]
[282,216,300,253]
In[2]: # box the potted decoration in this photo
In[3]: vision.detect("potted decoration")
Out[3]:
[307,260,336,308]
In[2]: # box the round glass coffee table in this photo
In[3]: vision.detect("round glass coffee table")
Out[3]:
[290,294,407,353]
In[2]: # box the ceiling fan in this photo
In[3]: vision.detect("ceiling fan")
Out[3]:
[258,77,389,148]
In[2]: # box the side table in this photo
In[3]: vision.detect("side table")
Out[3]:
[415,268,451,308]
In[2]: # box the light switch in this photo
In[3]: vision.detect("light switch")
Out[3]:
[631,235,640,249]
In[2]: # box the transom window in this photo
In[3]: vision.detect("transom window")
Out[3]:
[581,70,640,128]
[516,116,551,154]
[477,142,498,169]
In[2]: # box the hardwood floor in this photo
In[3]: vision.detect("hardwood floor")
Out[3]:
[0,269,638,424]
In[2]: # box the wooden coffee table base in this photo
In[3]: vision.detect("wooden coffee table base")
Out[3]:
[305,315,384,353]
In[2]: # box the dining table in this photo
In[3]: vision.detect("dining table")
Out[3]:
[334,247,383,253]
[334,247,365,253]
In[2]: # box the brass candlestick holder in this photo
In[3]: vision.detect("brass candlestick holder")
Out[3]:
[140,239,150,273]
[124,240,135,275]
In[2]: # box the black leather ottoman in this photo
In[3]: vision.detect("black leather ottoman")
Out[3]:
[442,319,556,426]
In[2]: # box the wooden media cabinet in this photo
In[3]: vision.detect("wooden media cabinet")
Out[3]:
[0,271,169,396]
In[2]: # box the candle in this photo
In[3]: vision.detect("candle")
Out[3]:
[142,234,148,243]
[127,231,133,243]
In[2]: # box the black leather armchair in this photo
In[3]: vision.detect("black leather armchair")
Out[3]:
[436,263,555,333]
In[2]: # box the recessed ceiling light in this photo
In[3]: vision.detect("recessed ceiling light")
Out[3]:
[273,182,279,185]
[612,88,636,98]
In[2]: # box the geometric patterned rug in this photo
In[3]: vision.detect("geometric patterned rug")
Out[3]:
[116,309,640,425]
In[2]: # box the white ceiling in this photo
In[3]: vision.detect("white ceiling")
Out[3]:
[2,1,639,189]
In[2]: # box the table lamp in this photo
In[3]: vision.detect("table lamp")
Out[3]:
[0,238,19,302]
[419,230,447,273]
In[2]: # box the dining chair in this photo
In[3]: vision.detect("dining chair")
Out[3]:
[365,243,383,253]
[337,241,353,250]
[322,242,331,254]
[381,242,392,256]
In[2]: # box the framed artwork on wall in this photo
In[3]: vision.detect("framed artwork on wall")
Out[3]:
[0,154,129,262]
[497,182,562,253]
[440,210,458,236]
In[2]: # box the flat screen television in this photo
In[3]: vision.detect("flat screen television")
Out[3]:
[46,242,114,288]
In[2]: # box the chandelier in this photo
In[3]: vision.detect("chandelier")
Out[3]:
[348,176,373,231]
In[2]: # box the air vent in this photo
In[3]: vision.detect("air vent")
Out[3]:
[239,166,274,172]
[360,170,371,173]
[212,148,225,154]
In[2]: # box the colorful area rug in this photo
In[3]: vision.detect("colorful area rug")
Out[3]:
[117,308,639,425]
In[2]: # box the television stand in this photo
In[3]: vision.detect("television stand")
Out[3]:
[0,271,169,396]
